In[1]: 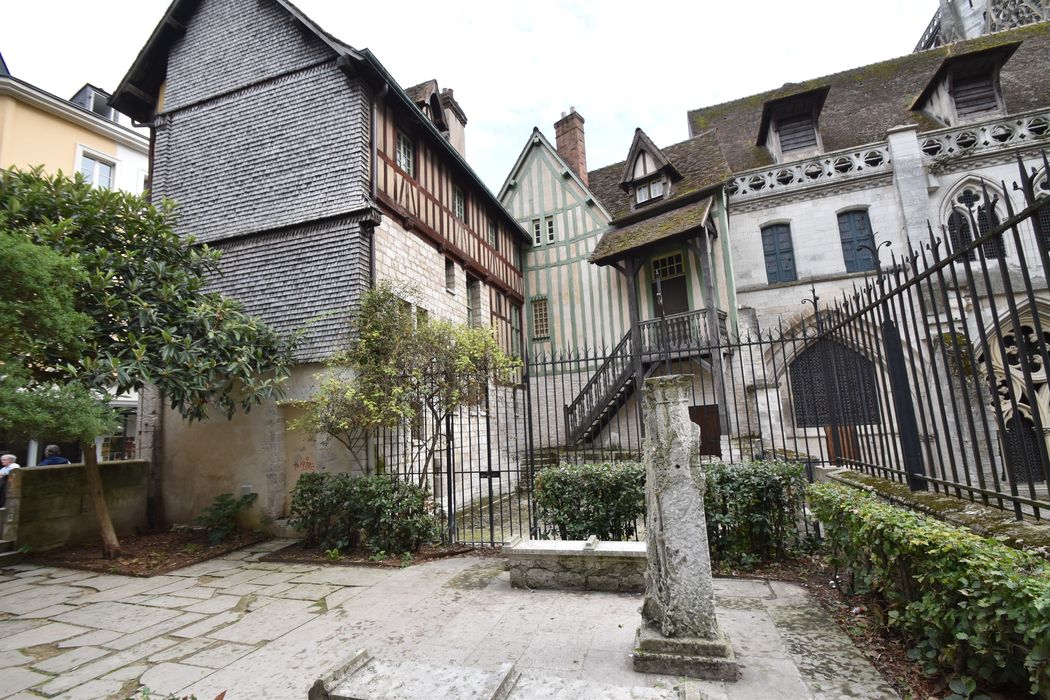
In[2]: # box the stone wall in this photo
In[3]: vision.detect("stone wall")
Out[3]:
[505,538,647,592]
[4,461,148,552]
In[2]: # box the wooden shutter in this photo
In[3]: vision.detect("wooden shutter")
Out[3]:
[762,224,797,284]
[953,74,997,117]
[838,211,877,273]
[777,114,818,152]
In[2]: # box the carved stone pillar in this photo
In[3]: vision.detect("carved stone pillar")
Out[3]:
[633,375,739,681]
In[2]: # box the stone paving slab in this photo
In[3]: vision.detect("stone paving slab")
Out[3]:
[0,553,899,700]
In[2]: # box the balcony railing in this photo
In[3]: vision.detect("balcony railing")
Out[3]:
[918,110,1050,164]
[726,143,892,201]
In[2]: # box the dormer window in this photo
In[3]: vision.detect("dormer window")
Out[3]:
[635,179,665,205]
[952,71,999,118]
[912,44,1016,127]
[757,87,829,163]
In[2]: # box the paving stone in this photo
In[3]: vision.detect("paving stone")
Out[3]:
[75,575,185,603]
[276,583,339,600]
[138,595,202,610]
[0,584,84,614]
[34,636,178,695]
[54,601,182,633]
[0,622,90,651]
[19,603,80,618]
[139,662,214,695]
[102,662,147,681]
[71,574,141,591]
[40,571,97,586]
[222,583,265,596]
[256,582,295,597]
[169,585,217,600]
[51,678,127,700]
[171,611,242,640]
[0,619,45,637]
[248,571,300,586]
[289,567,392,587]
[146,578,199,596]
[58,629,123,648]
[102,612,207,651]
[147,637,217,663]
[200,569,270,589]
[208,598,318,644]
[167,559,241,577]
[0,667,49,696]
[184,594,242,614]
[32,645,110,673]
[181,641,256,668]
[325,586,365,609]
[0,649,33,669]
[15,566,57,577]
[713,578,775,599]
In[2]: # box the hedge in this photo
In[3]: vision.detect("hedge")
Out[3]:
[288,472,441,555]
[533,460,809,566]
[810,483,1050,697]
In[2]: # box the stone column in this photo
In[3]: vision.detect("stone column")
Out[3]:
[633,375,739,681]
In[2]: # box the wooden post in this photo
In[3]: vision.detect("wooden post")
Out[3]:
[623,257,645,435]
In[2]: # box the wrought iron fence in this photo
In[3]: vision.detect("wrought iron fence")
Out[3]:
[374,152,1050,544]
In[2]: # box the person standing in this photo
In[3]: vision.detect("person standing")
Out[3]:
[0,453,20,507]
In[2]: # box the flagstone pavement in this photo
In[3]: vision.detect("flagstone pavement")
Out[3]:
[0,539,899,699]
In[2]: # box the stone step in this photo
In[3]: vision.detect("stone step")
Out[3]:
[0,539,13,553]
[507,672,682,699]
[0,547,23,566]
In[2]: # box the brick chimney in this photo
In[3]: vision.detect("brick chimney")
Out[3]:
[554,107,587,186]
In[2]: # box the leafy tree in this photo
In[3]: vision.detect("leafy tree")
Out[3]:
[0,168,296,557]
[293,282,516,486]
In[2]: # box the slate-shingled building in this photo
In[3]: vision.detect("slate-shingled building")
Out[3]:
[112,0,529,524]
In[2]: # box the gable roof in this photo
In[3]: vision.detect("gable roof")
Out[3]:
[111,0,528,243]
[0,51,8,77]
[497,127,612,221]
[618,128,681,187]
[587,128,731,221]
[686,21,1050,175]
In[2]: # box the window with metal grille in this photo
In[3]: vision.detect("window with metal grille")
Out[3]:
[532,298,549,340]
[761,224,797,284]
[790,339,880,427]
[1037,199,1050,250]
[953,73,998,118]
[545,217,555,243]
[837,210,878,273]
[652,253,685,280]
[532,219,542,246]
[396,130,415,177]
[777,113,818,153]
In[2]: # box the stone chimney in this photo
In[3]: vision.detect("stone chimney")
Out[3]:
[554,107,587,186]
[440,88,467,158]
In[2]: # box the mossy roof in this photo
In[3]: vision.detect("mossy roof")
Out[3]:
[590,196,713,264]
[685,21,1050,173]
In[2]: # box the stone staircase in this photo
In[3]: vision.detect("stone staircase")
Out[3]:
[309,650,686,700]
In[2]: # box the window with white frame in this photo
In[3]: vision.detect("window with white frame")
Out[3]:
[396,130,415,177]
[532,219,542,246]
[466,276,482,327]
[532,298,549,340]
[79,153,114,189]
[488,217,498,251]
[635,178,666,205]
[453,187,466,222]
[445,258,456,293]
[545,216,555,243]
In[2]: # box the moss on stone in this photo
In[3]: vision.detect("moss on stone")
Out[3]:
[827,470,1050,558]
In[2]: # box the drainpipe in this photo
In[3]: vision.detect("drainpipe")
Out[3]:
[369,83,389,289]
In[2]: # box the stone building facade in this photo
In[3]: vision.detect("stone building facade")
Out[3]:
[112,0,528,525]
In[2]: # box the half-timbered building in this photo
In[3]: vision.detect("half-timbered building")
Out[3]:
[111,0,529,525]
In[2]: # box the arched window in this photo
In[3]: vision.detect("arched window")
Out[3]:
[789,339,880,427]
[946,187,1005,261]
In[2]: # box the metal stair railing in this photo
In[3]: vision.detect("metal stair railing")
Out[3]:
[564,332,634,444]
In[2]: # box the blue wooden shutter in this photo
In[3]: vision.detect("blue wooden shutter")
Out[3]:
[762,224,797,284]
[838,210,877,273]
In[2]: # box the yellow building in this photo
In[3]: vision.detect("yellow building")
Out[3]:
[0,52,148,193]
[0,52,149,467]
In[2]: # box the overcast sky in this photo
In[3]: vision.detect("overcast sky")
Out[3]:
[1,1,937,191]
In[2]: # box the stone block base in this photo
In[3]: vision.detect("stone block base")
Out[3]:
[632,624,740,681]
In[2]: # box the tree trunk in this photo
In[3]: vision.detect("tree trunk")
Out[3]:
[81,441,122,558]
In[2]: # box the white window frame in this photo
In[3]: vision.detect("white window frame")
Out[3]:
[545,216,555,243]
[532,219,542,246]
[531,297,550,340]
[76,145,117,190]
[396,130,415,178]
[453,187,466,222]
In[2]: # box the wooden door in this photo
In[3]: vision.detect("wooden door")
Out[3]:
[824,425,861,462]
[689,405,722,457]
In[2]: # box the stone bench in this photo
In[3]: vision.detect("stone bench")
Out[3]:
[505,536,647,593]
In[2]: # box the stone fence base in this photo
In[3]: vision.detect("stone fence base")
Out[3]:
[505,537,646,592]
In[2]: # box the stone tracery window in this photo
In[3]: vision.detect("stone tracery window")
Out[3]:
[945,187,1006,261]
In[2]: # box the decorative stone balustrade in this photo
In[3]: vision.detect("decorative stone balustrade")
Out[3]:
[726,143,892,200]
[919,110,1050,163]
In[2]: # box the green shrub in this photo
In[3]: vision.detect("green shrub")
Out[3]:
[288,472,440,554]
[810,483,1050,696]
[195,492,257,545]
[704,461,810,566]
[534,462,645,540]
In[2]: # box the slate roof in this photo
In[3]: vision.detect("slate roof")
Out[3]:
[404,79,437,105]
[0,51,9,77]
[590,196,713,264]
[687,21,1050,174]
[587,129,731,221]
